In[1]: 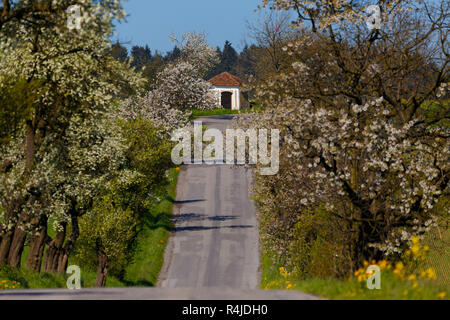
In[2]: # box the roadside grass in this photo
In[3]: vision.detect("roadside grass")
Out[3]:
[260,249,449,300]
[189,106,261,120]
[0,266,125,290]
[261,202,450,301]
[123,167,179,286]
[189,108,239,120]
[1,168,179,290]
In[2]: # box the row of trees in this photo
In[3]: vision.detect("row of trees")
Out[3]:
[238,0,449,277]
[110,35,291,87]
[0,1,218,285]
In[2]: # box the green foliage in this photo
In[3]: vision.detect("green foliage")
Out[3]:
[0,77,41,144]
[207,40,239,78]
[421,100,450,128]
[120,118,173,192]
[141,54,165,90]
[130,45,153,71]
[290,208,353,279]
[71,118,175,280]
[124,168,179,286]
[74,199,138,278]
[259,203,354,280]
[110,42,128,62]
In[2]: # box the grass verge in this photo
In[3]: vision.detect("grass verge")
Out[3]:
[260,248,449,300]
[123,167,179,286]
[189,108,239,120]
[0,266,125,290]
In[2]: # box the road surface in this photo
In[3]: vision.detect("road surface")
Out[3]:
[159,116,259,289]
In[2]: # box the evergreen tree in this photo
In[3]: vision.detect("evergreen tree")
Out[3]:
[142,53,165,90]
[235,44,258,79]
[130,45,153,71]
[164,46,182,62]
[205,41,239,79]
[110,41,129,62]
[221,40,238,73]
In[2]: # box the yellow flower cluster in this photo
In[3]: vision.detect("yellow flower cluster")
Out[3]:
[353,260,391,283]
[0,280,21,290]
[351,237,443,299]
[263,267,296,290]
[279,267,295,290]
[405,236,429,261]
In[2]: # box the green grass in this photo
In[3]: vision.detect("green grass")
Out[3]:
[123,167,179,286]
[0,266,125,290]
[260,248,449,300]
[189,108,239,120]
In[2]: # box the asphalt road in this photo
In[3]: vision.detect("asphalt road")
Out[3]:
[159,116,259,289]
[0,116,320,300]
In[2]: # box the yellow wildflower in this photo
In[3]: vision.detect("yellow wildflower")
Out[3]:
[411,236,420,245]
[437,292,447,299]
[407,274,417,282]
[424,268,437,280]
[378,260,388,270]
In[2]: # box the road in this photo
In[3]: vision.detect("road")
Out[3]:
[159,116,259,289]
[0,116,319,300]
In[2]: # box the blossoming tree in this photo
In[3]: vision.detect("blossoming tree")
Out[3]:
[240,0,449,273]
[0,0,143,271]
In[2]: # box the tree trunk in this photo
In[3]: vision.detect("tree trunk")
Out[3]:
[56,215,80,274]
[25,216,48,272]
[0,231,13,266]
[96,251,108,287]
[7,226,27,268]
[42,222,66,273]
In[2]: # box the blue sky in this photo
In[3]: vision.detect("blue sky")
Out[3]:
[114,0,262,54]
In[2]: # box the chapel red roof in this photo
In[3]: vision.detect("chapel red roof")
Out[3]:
[208,72,243,87]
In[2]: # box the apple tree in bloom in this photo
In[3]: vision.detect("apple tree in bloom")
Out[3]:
[239,0,449,272]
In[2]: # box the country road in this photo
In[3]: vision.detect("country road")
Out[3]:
[0,116,319,300]
[158,116,260,289]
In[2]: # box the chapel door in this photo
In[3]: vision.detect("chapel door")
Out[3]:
[221,92,232,109]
